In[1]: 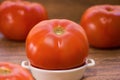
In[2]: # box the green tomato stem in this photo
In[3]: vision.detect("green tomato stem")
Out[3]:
[54,25,65,35]
[0,67,11,75]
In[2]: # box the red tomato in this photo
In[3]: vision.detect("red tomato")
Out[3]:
[80,5,120,48]
[0,0,48,41]
[26,19,89,70]
[0,62,34,80]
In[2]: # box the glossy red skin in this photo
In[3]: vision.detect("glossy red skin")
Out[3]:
[26,19,89,70]
[0,62,34,80]
[80,5,120,48]
[0,1,48,41]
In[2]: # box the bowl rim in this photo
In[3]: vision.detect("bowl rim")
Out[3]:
[30,63,87,73]
[21,58,95,73]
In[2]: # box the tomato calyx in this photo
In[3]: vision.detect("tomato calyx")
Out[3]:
[54,25,65,35]
[105,7,113,12]
[0,67,11,75]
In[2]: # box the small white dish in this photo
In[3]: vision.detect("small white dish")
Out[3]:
[21,59,95,80]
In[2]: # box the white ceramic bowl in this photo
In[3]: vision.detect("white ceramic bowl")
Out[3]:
[21,59,95,80]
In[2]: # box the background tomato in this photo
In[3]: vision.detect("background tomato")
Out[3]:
[0,0,48,41]
[80,5,120,48]
[0,62,34,80]
[26,19,89,70]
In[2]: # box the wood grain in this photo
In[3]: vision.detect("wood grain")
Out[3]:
[0,35,120,80]
[0,0,120,80]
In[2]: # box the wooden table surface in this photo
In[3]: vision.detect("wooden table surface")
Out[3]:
[0,0,120,80]
[0,34,120,80]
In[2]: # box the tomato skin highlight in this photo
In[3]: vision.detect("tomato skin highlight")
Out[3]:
[0,62,34,80]
[80,5,120,48]
[0,0,48,41]
[26,19,89,70]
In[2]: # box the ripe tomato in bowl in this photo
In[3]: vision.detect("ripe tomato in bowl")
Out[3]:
[26,19,89,70]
